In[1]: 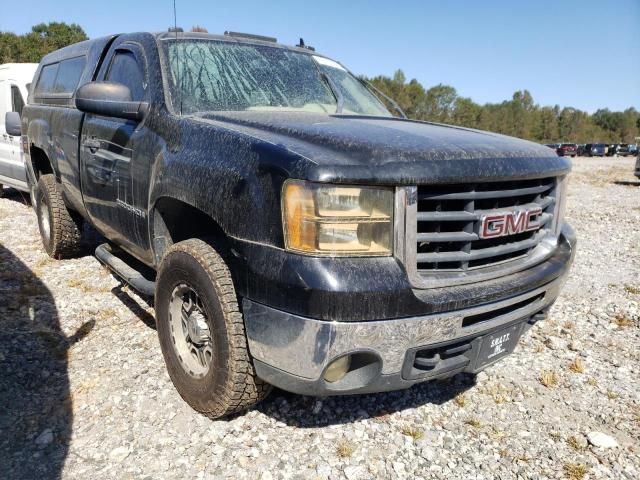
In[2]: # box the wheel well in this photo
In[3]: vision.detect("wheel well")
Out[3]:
[30,146,54,180]
[152,197,228,263]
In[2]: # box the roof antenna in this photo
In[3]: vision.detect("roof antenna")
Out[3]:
[296,37,315,51]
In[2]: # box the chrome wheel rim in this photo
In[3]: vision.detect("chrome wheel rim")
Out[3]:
[39,199,51,243]
[168,284,213,378]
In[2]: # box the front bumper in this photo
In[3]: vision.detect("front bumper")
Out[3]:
[244,224,576,396]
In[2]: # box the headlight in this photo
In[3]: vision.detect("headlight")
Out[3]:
[282,180,394,256]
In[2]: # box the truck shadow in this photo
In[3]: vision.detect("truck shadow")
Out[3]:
[0,243,94,479]
[110,284,156,330]
[256,374,476,428]
[0,187,32,206]
[613,180,640,186]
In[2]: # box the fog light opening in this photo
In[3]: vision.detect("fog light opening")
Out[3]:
[323,355,352,383]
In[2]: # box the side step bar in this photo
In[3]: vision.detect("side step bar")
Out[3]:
[95,243,155,297]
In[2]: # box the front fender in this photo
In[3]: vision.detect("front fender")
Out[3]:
[148,119,309,250]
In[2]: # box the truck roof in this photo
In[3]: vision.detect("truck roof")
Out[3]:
[154,31,317,54]
[38,31,324,68]
[39,35,117,65]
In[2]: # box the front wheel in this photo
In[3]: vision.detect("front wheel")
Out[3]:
[155,238,271,418]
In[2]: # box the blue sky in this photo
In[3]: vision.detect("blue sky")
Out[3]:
[2,0,638,112]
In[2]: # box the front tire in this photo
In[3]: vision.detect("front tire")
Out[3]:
[36,174,82,259]
[155,238,271,418]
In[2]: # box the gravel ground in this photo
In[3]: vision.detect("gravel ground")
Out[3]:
[0,156,638,480]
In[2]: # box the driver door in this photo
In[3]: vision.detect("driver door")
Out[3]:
[80,43,151,259]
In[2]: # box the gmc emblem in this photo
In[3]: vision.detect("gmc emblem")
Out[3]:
[480,207,542,239]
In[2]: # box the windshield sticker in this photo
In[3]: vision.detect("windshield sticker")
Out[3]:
[313,56,347,71]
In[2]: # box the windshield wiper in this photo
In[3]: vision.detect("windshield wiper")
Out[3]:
[358,79,407,119]
[320,72,344,114]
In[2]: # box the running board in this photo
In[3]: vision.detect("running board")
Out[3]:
[95,243,155,297]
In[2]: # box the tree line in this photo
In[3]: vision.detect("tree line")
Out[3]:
[368,71,639,144]
[2,23,638,144]
[0,22,87,64]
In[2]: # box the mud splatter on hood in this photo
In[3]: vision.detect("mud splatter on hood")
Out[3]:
[193,111,570,184]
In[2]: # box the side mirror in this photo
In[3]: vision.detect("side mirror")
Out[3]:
[75,81,148,122]
[5,111,22,136]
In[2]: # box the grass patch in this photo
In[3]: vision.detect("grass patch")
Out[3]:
[568,357,585,374]
[464,418,481,429]
[32,256,53,275]
[66,277,108,294]
[95,308,118,322]
[400,425,424,442]
[612,313,633,328]
[453,394,466,407]
[534,343,545,353]
[67,278,85,288]
[567,436,584,451]
[480,382,514,404]
[489,427,506,440]
[586,377,598,387]
[539,370,559,388]
[624,285,640,295]
[563,463,589,480]
[606,390,619,400]
[492,393,507,404]
[336,440,354,458]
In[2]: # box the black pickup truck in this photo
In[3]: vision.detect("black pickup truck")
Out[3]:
[19,31,576,418]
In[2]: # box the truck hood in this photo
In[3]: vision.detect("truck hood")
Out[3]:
[194,112,571,184]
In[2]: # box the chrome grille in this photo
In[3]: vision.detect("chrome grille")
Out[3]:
[403,177,561,288]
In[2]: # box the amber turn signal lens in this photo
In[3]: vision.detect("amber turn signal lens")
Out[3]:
[283,181,317,251]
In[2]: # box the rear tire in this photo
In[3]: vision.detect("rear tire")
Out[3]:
[36,174,82,259]
[155,238,271,418]
[0,183,4,198]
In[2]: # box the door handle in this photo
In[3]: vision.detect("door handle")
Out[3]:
[83,138,101,152]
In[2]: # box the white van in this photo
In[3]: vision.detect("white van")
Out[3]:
[0,63,38,196]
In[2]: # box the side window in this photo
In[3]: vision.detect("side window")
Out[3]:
[106,51,146,101]
[53,56,86,94]
[35,63,59,96]
[11,86,25,113]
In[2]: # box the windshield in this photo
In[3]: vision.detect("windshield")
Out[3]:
[312,56,391,117]
[162,39,391,117]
